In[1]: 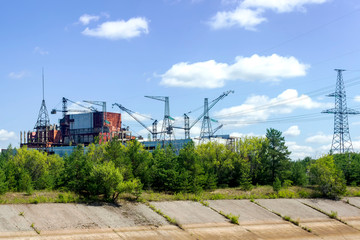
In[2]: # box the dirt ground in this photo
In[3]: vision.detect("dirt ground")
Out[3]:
[1,198,360,239]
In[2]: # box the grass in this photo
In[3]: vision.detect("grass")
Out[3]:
[19,211,24,216]
[219,211,239,225]
[30,223,40,235]
[147,203,179,227]
[0,191,81,204]
[329,211,338,219]
[282,215,299,226]
[0,186,359,205]
[139,186,318,202]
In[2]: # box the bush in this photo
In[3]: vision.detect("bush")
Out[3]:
[309,155,346,199]
[273,177,281,192]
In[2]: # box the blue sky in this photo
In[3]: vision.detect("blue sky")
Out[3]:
[1,0,360,159]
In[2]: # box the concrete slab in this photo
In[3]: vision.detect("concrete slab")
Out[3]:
[0,205,33,231]
[150,201,228,225]
[257,199,360,239]
[256,199,327,221]
[11,203,168,231]
[150,201,261,239]
[344,197,360,208]
[208,200,318,239]
[208,199,281,224]
[300,199,360,230]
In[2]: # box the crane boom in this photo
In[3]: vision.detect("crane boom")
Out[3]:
[112,103,157,139]
[189,90,234,129]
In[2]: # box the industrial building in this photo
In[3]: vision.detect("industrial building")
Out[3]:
[20,73,235,155]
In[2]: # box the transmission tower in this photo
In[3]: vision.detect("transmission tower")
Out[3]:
[34,69,50,130]
[322,69,360,153]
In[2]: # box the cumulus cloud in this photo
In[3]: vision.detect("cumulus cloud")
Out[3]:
[210,7,266,30]
[241,0,328,13]
[214,89,325,128]
[305,132,332,144]
[82,17,149,40]
[354,96,360,102]
[79,14,100,25]
[284,125,300,137]
[286,141,314,159]
[160,54,309,88]
[8,71,27,79]
[34,47,49,55]
[0,129,16,141]
[210,0,329,30]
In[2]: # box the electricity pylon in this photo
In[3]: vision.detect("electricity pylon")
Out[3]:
[322,69,360,153]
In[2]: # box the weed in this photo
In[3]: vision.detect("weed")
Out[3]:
[219,211,239,225]
[282,215,299,226]
[148,204,179,227]
[329,211,338,219]
[19,211,24,217]
[30,223,40,235]
[200,200,209,207]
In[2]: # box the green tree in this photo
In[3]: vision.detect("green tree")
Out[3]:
[309,155,346,199]
[0,168,8,194]
[261,128,291,184]
[290,161,308,186]
[63,145,93,194]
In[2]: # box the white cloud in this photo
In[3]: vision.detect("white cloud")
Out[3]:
[0,129,16,141]
[230,132,263,138]
[8,71,27,79]
[82,17,149,40]
[79,14,100,25]
[210,0,329,30]
[241,0,328,13]
[209,7,266,30]
[160,54,309,88]
[305,132,332,144]
[215,89,325,128]
[354,96,360,102]
[287,141,314,159]
[284,125,300,137]
[34,46,49,55]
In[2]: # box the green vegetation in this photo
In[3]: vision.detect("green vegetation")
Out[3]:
[148,203,179,226]
[220,211,239,225]
[0,128,358,202]
[30,223,40,234]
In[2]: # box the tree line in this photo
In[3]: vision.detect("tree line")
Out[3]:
[0,128,355,200]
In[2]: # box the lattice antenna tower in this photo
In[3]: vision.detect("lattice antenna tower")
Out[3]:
[322,69,360,153]
[34,68,50,129]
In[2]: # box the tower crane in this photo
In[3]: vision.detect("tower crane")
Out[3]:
[51,97,97,117]
[145,96,175,141]
[182,90,234,139]
[112,103,158,140]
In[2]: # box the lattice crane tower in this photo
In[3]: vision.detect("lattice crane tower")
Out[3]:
[34,69,50,130]
[322,69,359,153]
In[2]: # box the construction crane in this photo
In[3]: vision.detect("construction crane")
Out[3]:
[83,100,107,134]
[51,97,97,117]
[112,103,158,140]
[145,96,175,141]
[182,90,234,139]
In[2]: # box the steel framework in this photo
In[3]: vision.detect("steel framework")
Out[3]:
[322,69,359,153]
[34,69,50,130]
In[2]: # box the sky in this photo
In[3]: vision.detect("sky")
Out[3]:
[1,0,360,159]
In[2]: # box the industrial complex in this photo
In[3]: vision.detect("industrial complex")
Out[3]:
[19,73,236,155]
